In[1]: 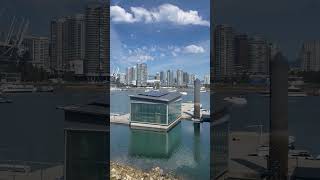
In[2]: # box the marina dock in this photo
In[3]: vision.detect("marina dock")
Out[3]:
[228,131,320,179]
[110,113,130,124]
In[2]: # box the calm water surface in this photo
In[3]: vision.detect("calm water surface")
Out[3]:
[0,89,104,163]
[0,88,319,175]
[226,93,320,156]
[110,89,210,180]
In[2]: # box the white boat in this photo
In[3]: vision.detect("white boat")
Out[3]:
[180,91,187,95]
[0,97,12,103]
[224,96,247,105]
[289,149,314,159]
[288,85,307,97]
[168,89,177,92]
[0,164,31,173]
[1,84,37,93]
[37,86,54,92]
[200,87,206,92]
[110,87,122,91]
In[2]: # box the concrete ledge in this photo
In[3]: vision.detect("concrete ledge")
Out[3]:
[130,117,181,132]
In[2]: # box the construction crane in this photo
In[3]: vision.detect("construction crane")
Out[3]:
[6,16,16,45]
[17,19,29,55]
[1,15,29,63]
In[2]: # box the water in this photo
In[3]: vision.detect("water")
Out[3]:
[110,89,210,180]
[0,89,105,163]
[111,89,210,114]
[226,93,320,156]
[1,88,320,178]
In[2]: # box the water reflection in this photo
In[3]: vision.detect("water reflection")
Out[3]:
[129,123,182,159]
[193,123,201,163]
[65,130,108,180]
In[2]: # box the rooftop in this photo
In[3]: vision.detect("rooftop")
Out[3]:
[292,167,320,179]
[129,91,181,102]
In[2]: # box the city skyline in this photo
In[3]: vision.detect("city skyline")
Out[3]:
[116,62,209,87]
[215,0,320,61]
[110,0,210,78]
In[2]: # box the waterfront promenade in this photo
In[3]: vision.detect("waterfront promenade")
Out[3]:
[228,132,320,179]
[0,164,63,180]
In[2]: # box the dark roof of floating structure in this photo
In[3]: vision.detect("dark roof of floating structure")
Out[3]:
[129,91,181,102]
[291,167,320,179]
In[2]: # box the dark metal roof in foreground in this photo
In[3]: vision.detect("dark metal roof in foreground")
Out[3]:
[130,91,181,102]
[292,167,320,179]
[138,91,168,97]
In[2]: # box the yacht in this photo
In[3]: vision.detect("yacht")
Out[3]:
[168,89,177,92]
[110,87,122,91]
[289,150,314,159]
[224,96,247,105]
[37,86,54,92]
[180,91,188,95]
[200,87,207,93]
[1,84,37,93]
[288,85,307,97]
[0,97,12,103]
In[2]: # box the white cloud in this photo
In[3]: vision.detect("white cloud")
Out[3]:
[138,55,154,62]
[110,4,209,27]
[172,52,177,57]
[183,45,205,54]
[174,47,181,52]
[152,4,209,26]
[110,5,136,23]
[130,7,154,23]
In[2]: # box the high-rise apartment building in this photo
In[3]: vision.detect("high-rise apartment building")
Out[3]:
[300,41,320,72]
[189,74,196,84]
[126,67,132,85]
[136,63,147,86]
[166,70,174,87]
[50,14,85,75]
[85,2,109,80]
[204,74,210,85]
[183,72,189,86]
[234,34,249,74]
[248,36,270,75]
[156,72,160,80]
[68,14,85,75]
[176,69,183,87]
[23,36,50,72]
[213,24,235,80]
[132,66,137,81]
[50,17,67,73]
[160,71,166,86]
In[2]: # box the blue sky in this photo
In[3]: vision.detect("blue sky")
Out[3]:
[111,0,210,79]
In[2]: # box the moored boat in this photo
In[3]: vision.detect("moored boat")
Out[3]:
[1,84,37,93]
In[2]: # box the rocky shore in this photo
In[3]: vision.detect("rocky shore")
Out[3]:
[110,161,179,180]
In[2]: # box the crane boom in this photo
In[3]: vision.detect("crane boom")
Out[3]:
[6,16,16,45]
[15,17,25,45]
[18,19,29,47]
